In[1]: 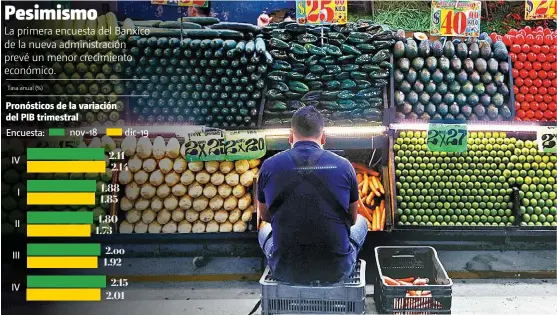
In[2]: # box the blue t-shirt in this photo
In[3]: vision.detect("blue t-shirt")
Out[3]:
[258,141,360,283]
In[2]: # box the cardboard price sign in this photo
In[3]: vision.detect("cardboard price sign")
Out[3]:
[427,123,468,153]
[151,0,208,7]
[296,0,348,25]
[525,0,557,20]
[224,130,266,161]
[183,130,266,162]
[431,0,481,37]
[538,126,557,154]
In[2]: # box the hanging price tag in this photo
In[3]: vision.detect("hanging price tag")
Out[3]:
[431,1,481,37]
[183,131,225,162]
[296,0,348,25]
[537,126,557,154]
[183,130,267,162]
[525,0,557,20]
[427,123,468,152]
[224,130,266,161]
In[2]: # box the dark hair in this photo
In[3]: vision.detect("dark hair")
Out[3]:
[196,2,211,16]
[291,106,324,138]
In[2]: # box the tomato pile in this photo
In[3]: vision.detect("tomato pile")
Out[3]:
[503,26,557,122]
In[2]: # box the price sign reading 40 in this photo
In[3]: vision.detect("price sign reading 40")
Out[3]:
[427,123,468,153]
[431,0,481,37]
[538,126,557,154]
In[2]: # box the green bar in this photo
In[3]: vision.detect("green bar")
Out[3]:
[27,211,93,224]
[27,180,97,192]
[27,275,106,288]
[48,128,65,136]
[27,148,105,161]
[27,243,101,256]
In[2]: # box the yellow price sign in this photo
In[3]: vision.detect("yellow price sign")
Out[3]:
[296,0,348,24]
[525,0,557,20]
[431,1,481,37]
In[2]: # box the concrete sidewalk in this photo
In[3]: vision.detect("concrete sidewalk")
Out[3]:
[3,279,557,315]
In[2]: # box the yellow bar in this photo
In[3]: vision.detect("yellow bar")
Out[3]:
[28,256,98,269]
[106,128,123,137]
[27,288,101,301]
[27,192,95,205]
[27,224,91,237]
[27,161,106,173]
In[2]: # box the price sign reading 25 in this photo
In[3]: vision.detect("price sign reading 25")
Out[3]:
[184,130,267,162]
[427,123,468,153]
[296,0,347,24]
[431,0,481,37]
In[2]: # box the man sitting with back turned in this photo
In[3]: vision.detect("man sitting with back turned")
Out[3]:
[257,106,368,284]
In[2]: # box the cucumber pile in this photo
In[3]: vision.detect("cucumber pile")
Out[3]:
[393,33,511,121]
[124,20,269,127]
[261,21,394,127]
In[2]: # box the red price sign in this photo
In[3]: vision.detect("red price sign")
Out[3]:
[431,1,481,37]
[296,0,348,24]
[525,0,557,20]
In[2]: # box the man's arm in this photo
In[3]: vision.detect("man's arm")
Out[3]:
[347,161,360,226]
[258,201,271,222]
[349,201,358,225]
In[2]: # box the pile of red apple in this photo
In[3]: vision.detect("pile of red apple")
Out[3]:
[502,26,557,122]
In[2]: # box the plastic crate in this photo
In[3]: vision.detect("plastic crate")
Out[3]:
[260,260,366,315]
[374,246,453,314]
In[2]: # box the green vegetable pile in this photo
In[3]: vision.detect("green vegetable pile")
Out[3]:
[123,18,269,127]
[394,131,557,227]
[349,1,431,32]
[393,34,511,121]
[261,21,394,127]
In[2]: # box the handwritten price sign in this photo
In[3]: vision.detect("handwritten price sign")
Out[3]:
[151,0,208,7]
[296,0,348,24]
[427,123,468,153]
[537,126,557,154]
[183,130,266,162]
[525,0,557,20]
[431,0,481,37]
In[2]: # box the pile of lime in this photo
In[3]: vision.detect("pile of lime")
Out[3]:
[505,139,557,227]
[394,131,556,227]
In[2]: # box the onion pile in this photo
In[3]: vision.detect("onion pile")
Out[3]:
[118,136,258,233]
